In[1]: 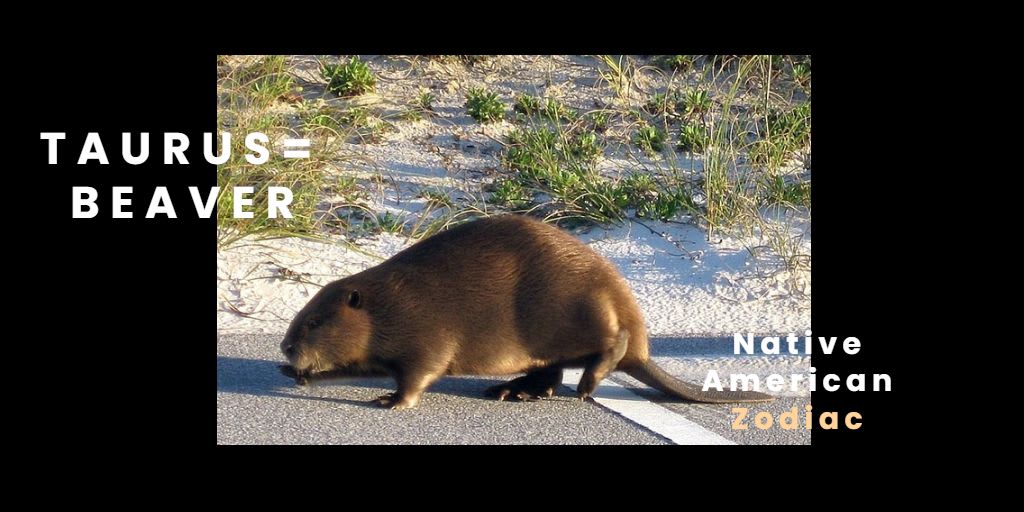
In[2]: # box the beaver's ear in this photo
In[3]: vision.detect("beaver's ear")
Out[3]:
[347,290,362,309]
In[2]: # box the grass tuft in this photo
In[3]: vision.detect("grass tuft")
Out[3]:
[466,87,505,123]
[677,123,709,153]
[321,56,376,97]
[653,55,695,72]
[634,124,666,155]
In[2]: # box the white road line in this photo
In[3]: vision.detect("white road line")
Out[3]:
[562,369,735,445]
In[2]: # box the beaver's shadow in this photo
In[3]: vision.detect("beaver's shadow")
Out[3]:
[218,338,732,407]
[217,356,513,408]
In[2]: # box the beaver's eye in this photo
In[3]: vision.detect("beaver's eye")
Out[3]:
[307,318,321,329]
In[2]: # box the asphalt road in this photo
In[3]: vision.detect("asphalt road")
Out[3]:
[217,333,810,445]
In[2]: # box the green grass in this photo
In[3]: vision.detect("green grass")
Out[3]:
[514,95,575,123]
[398,109,423,122]
[568,131,601,161]
[598,55,635,100]
[494,120,699,224]
[653,55,695,72]
[426,55,491,66]
[466,87,505,123]
[298,100,344,132]
[495,112,700,225]
[419,188,454,208]
[677,123,708,153]
[504,129,556,180]
[298,101,391,142]
[587,111,611,132]
[340,106,372,127]
[401,90,437,121]
[498,125,622,223]
[373,212,407,234]
[321,56,376,97]
[416,90,436,111]
[749,103,811,170]
[514,94,542,116]
[222,56,295,110]
[215,145,333,246]
[217,56,362,247]
[541,98,575,122]
[764,176,811,207]
[219,54,810,277]
[489,178,532,210]
[679,89,712,119]
[616,173,658,203]
[765,103,811,145]
[634,124,666,155]
[706,54,739,68]
[485,56,804,228]
[644,92,677,116]
[615,174,698,221]
[792,61,811,88]
[693,55,813,239]
[344,108,392,142]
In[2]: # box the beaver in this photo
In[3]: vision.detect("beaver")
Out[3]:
[279,215,773,409]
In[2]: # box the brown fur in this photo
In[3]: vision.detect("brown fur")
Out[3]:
[281,215,772,409]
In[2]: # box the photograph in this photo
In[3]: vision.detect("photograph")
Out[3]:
[213,55,813,445]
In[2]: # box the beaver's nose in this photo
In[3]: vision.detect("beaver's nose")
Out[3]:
[282,342,297,357]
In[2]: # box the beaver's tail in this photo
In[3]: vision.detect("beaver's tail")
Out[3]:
[623,360,774,403]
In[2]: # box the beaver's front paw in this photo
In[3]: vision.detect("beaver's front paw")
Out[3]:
[278,364,309,386]
[371,392,418,410]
